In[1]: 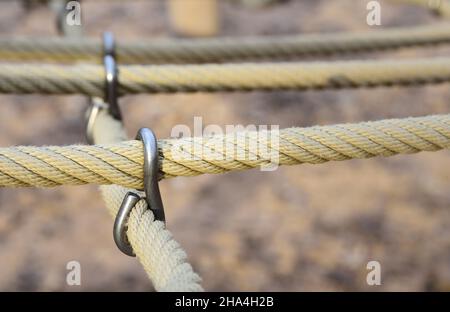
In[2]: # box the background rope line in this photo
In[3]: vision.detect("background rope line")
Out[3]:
[0,114,449,188]
[0,23,449,63]
[0,58,449,95]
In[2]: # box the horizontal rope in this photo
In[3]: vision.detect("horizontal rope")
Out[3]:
[0,57,449,95]
[1,114,449,188]
[0,23,449,63]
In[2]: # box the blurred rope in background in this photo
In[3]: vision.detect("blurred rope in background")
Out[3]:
[0,58,449,95]
[0,23,449,63]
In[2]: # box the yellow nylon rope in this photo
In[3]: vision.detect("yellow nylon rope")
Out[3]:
[0,23,449,63]
[0,114,449,188]
[0,58,449,96]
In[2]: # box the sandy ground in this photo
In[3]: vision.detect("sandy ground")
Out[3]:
[0,0,449,291]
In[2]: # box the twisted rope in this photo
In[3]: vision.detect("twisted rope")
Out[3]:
[1,114,449,188]
[0,58,449,95]
[0,23,449,63]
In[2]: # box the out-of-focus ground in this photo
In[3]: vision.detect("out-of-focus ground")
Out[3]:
[0,0,449,291]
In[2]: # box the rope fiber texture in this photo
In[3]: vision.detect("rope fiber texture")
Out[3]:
[0,23,449,63]
[1,114,449,188]
[92,109,203,292]
[0,57,449,95]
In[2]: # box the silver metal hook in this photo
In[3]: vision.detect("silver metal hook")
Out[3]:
[103,32,121,121]
[103,31,115,59]
[113,128,165,257]
[85,97,108,144]
[137,128,166,223]
[113,192,141,256]
[86,32,122,144]
[104,54,121,120]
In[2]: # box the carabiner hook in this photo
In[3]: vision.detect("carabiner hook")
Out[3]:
[113,128,165,257]
[86,32,122,144]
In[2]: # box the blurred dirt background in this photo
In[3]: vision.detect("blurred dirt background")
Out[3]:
[0,0,449,291]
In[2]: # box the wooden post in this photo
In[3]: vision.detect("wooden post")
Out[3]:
[167,0,219,37]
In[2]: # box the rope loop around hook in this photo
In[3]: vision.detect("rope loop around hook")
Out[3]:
[113,128,166,257]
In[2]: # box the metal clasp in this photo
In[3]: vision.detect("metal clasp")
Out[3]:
[113,128,166,257]
[86,32,122,144]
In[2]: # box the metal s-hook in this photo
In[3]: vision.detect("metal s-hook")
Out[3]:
[113,192,141,257]
[103,32,122,121]
[103,31,115,59]
[113,128,166,257]
[85,97,108,144]
[137,128,165,223]
[86,32,122,144]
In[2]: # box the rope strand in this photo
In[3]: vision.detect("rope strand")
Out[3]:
[0,58,449,95]
[1,114,449,188]
[0,23,449,63]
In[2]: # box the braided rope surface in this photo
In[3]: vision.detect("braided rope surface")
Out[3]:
[1,114,449,188]
[0,58,449,95]
[0,23,449,63]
